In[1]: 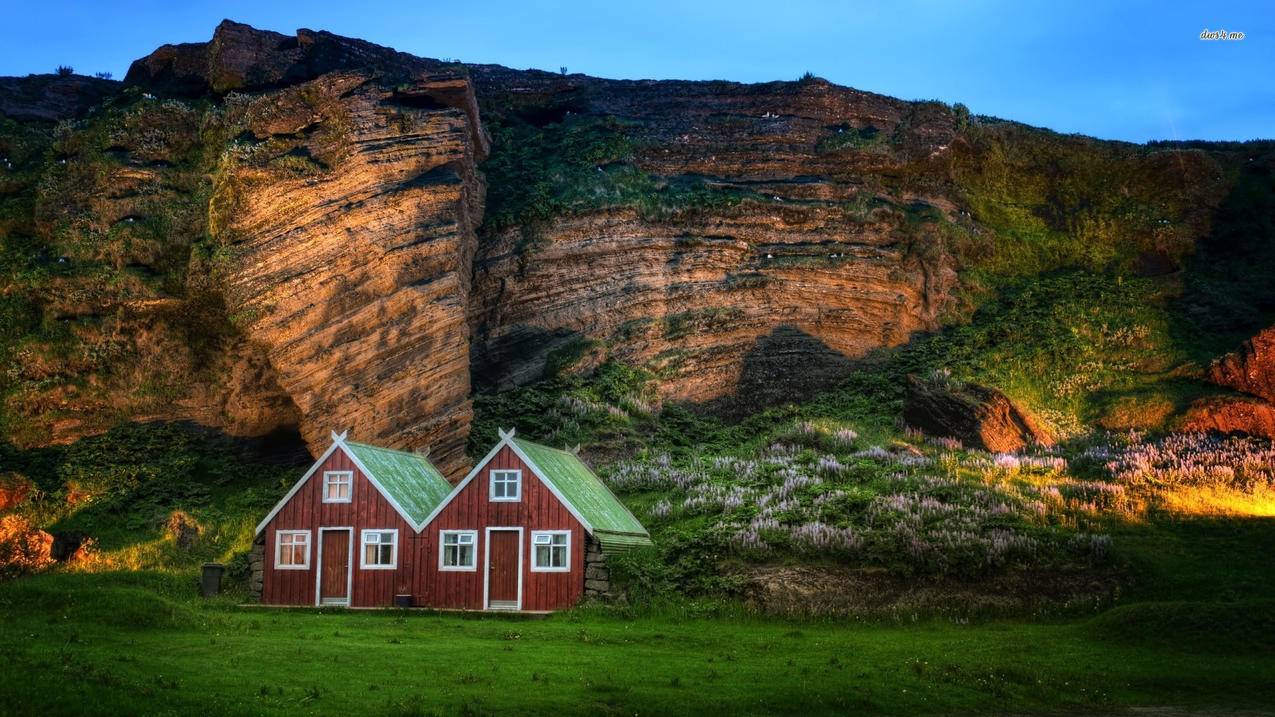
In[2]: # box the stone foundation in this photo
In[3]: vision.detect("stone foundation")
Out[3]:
[583,534,612,600]
[249,534,265,601]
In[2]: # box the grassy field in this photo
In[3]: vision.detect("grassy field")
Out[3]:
[1,512,1273,717]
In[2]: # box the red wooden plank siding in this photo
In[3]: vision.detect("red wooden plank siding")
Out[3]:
[413,446,585,610]
[261,448,415,607]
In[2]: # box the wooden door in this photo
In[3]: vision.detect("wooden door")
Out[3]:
[487,530,520,609]
[320,530,350,604]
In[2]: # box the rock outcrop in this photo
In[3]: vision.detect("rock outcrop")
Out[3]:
[903,374,1052,452]
[1209,326,1275,404]
[123,19,439,97]
[215,70,488,476]
[1181,396,1275,440]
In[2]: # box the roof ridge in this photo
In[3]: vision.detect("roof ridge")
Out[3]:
[347,440,433,462]
[513,436,579,457]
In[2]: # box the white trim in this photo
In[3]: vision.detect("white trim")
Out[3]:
[359,528,399,570]
[438,529,478,571]
[322,471,353,503]
[274,529,311,570]
[314,526,354,607]
[530,530,571,572]
[489,469,522,502]
[255,432,425,535]
[482,526,524,611]
[415,430,596,534]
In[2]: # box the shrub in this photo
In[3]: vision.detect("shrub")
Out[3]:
[0,515,54,580]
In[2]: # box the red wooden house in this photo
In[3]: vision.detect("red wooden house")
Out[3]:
[254,428,652,610]
[254,430,453,607]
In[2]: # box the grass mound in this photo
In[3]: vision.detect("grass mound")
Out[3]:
[1086,599,1275,654]
[0,571,201,629]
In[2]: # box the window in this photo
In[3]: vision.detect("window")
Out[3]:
[322,471,352,503]
[439,530,477,570]
[531,531,570,572]
[275,530,310,569]
[489,469,521,501]
[360,529,397,569]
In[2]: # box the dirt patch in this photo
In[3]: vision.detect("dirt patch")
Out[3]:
[733,563,1124,617]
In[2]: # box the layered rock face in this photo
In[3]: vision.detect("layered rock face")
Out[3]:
[4,20,1269,469]
[213,70,488,476]
[468,73,961,408]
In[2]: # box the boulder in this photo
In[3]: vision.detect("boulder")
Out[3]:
[1210,326,1275,403]
[1180,396,1275,439]
[903,374,1052,452]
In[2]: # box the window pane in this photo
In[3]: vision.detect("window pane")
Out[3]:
[551,533,567,547]
[536,545,550,566]
[552,545,566,567]
[458,533,473,545]
[533,533,551,545]
[459,545,472,566]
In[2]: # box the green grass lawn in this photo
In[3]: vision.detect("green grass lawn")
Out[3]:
[2,516,1273,717]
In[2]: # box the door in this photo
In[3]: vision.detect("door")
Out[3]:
[487,530,520,609]
[319,529,350,605]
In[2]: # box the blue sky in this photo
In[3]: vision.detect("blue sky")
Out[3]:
[1,1,1271,142]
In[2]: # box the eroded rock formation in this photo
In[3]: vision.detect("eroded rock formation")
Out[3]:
[1210,326,1275,404]
[213,70,488,476]
[467,73,962,408]
[903,374,1053,452]
[1,20,1266,472]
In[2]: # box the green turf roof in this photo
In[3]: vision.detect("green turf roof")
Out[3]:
[345,441,452,525]
[512,437,652,551]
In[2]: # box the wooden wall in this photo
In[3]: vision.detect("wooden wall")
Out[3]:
[412,445,585,611]
[261,447,416,607]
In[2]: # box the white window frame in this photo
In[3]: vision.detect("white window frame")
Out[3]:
[359,529,398,570]
[530,530,571,572]
[274,530,311,570]
[322,470,353,503]
[489,469,522,502]
[439,530,478,571]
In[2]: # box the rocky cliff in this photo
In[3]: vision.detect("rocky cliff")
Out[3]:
[213,70,488,476]
[1,20,1272,475]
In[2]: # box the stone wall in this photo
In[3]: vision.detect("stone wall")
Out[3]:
[583,534,612,600]
[249,535,265,601]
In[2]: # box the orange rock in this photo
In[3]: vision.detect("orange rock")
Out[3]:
[218,72,487,478]
[1180,396,1275,439]
[1210,326,1275,403]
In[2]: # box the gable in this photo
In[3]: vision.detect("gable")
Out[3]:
[255,436,450,534]
[255,444,414,534]
[426,444,587,529]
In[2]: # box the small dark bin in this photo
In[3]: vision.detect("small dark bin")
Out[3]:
[394,594,413,608]
[200,562,225,598]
